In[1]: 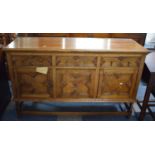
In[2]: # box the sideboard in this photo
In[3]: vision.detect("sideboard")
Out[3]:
[3,37,148,116]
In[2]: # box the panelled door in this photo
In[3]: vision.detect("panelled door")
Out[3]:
[98,68,137,99]
[11,54,53,99]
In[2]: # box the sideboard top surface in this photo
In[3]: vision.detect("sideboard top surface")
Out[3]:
[4,37,147,53]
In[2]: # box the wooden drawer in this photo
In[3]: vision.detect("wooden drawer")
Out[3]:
[100,57,140,68]
[12,55,52,67]
[56,56,97,67]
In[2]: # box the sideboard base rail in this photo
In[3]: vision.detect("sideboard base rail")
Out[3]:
[15,101,133,118]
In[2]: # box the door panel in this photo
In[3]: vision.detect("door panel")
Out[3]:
[98,68,137,99]
[14,68,53,99]
[56,69,95,98]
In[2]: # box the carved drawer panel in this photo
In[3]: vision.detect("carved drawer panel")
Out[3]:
[12,55,52,67]
[56,56,97,67]
[98,69,137,99]
[14,68,53,98]
[101,57,140,67]
[56,69,95,98]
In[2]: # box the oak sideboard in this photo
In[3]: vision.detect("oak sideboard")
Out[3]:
[4,37,148,116]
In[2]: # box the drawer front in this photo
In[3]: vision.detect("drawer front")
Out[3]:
[101,57,140,68]
[12,55,52,67]
[56,56,97,67]
[98,68,137,99]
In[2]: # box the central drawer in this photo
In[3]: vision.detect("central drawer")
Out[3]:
[56,56,97,67]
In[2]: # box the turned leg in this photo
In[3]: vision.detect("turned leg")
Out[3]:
[139,76,153,121]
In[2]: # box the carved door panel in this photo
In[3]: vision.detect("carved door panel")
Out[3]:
[98,68,137,99]
[14,68,53,99]
[56,69,96,98]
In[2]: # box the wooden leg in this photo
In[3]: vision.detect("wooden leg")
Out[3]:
[15,101,23,116]
[139,76,153,121]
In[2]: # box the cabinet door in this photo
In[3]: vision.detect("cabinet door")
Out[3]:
[14,68,53,99]
[56,69,96,98]
[98,68,137,99]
